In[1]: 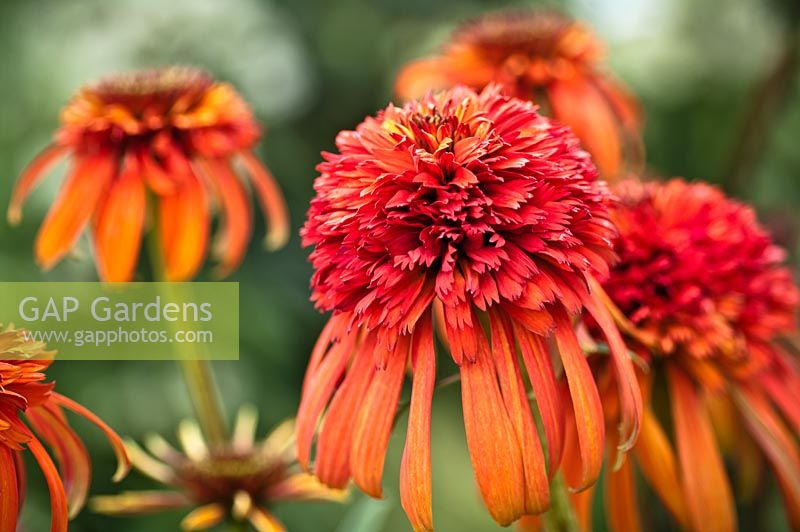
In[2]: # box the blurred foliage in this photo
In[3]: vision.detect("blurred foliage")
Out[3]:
[0,0,797,530]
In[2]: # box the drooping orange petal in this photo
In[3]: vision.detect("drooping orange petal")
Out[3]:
[459,323,526,526]
[238,150,289,251]
[667,366,736,532]
[266,472,348,503]
[295,327,357,470]
[27,405,91,518]
[548,77,622,177]
[90,491,191,515]
[8,144,70,225]
[394,58,452,102]
[315,333,376,488]
[51,392,130,482]
[25,431,68,532]
[158,173,210,281]
[581,282,642,456]
[248,506,287,532]
[180,503,226,530]
[560,395,595,531]
[552,306,604,491]
[605,440,642,532]
[0,445,20,532]
[490,310,549,514]
[35,152,116,270]
[633,408,688,527]
[197,157,253,277]
[400,312,436,531]
[513,321,565,476]
[349,335,409,497]
[93,151,146,282]
[733,386,800,530]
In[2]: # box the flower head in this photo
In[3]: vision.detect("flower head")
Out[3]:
[579,179,800,531]
[0,326,129,532]
[395,10,641,178]
[92,408,346,531]
[8,66,289,281]
[299,85,641,529]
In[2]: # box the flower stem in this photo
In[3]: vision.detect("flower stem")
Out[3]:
[542,473,580,532]
[145,206,228,448]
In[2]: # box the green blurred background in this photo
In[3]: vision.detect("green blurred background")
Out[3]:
[1,0,798,530]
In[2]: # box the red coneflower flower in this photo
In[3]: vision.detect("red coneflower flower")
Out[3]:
[0,326,129,532]
[566,179,800,532]
[92,409,346,531]
[8,66,289,282]
[395,10,641,179]
[298,85,641,529]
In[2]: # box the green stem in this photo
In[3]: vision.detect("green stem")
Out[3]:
[542,474,580,532]
[145,207,228,449]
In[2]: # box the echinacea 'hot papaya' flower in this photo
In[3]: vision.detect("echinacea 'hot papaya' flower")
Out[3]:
[395,10,641,179]
[92,408,346,531]
[560,179,800,532]
[8,66,289,282]
[0,325,130,532]
[298,85,642,529]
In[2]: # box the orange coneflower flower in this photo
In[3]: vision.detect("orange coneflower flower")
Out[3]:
[92,408,346,531]
[0,325,129,532]
[8,66,289,282]
[395,10,642,179]
[554,179,800,532]
[298,85,642,529]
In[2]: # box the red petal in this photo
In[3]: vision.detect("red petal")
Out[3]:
[93,151,146,282]
[552,306,604,491]
[350,335,409,497]
[197,157,253,277]
[0,445,20,532]
[667,366,736,532]
[35,153,116,270]
[25,431,68,532]
[8,144,69,225]
[490,310,549,513]
[239,150,290,251]
[460,323,526,525]
[400,312,436,531]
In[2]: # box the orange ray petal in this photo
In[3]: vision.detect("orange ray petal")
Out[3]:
[295,327,357,470]
[459,323,526,526]
[395,58,452,102]
[400,312,436,531]
[266,472,348,502]
[238,150,289,251]
[35,153,116,270]
[552,306,604,491]
[490,310,549,514]
[513,320,565,476]
[733,386,800,530]
[315,333,376,488]
[180,502,226,530]
[0,445,20,532]
[605,441,642,532]
[90,491,191,515]
[349,335,409,497]
[25,431,68,532]
[93,151,146,282]
[548,77,622,177]
[51,392,130,482]
[248,506,287,532]
[633,408,688,526]
[197,157,253,277]
[667,366,736,532]
[581,282,642,456]
[158,173,210,281]
[8,144,70,225]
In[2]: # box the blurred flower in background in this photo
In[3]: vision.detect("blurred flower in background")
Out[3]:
[0,325,129,532]
[298,84,642,529]
[578,179,800,531]
[395,10,642,179]
[92,407,346,531]
[8,66,289,282]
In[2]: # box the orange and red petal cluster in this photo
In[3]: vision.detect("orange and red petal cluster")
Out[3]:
[8,66,289,282]
[299,85,642,528]
[587,179,800,531]
[395,10,642,178]
[0,328,129,532]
